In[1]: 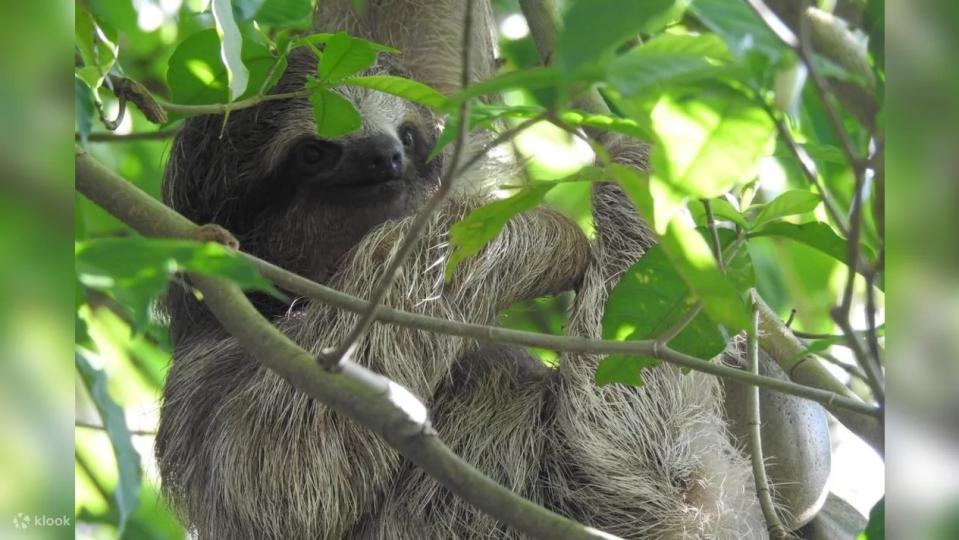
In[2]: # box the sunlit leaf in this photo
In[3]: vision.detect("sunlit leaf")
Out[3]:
[690,0,785,63]
[558,110,652,141]
[555,0,691,76]
[212,0,252,101]
[340,75,445,108]
[446,183,555,281]
[167,29,279,105]
[311,87,362,138]
[607,33,737,97]
[444,67,561,108]
[75,350,142,535]
[600,246,725,386]
[752,189,821,226]
[689,197,750,228]
[319,32,377,82]
[608,165,752,332]
[650,90,775,199]
[76,238,279,329]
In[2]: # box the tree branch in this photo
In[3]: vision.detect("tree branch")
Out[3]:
[752,291,883,454]
[80,128,180,143]
[747,299,789,538]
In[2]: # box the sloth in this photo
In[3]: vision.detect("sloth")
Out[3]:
[154,42,771,539]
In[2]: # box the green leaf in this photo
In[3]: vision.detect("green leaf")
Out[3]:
[690,0,785,63]
[212,0,252,101]
[650,89,775,199]
[607,33,737,97]
[293,32,400,54]
[340,75,446,109]
[86,0,138,36]
[749,221,876,264]
[75,350,142,536]
[76,238,279,329]
[75,3,117,92]
[446,183,557,281]
[752,189,822,226]
[311,88,362,138]
[254,0,313,26]
[601,246,725,381]
[231,0,267,21]
[859,497,884,540]
[444,67,561,109]
[596,355,660,387]
[555,0,690,76]
[557,110,652,141]
[167,29,279,105]
[608,165,752,332]
[864,0,885,71]
[319,32,377,82]
[689,197,750,228]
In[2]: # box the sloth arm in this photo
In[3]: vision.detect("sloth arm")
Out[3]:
[289,200,590,398]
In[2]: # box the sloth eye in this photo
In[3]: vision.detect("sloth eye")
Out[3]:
[295,139,341,169]
[399,123,417,150]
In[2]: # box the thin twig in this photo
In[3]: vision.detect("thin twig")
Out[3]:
[76,420,157,437]
[76,449,112,504]
[812,350,868,382]
[657,302,703,345]
[157,88,313,116]
[80,128,180,142]
[747,297,789,539]
[864,268,884,367]
[702,199,726,270]
[316,0,476,368]
[74,147,882,422]
[758,95,849,235]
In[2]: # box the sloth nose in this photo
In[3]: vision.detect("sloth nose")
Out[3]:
[359,134,404,181]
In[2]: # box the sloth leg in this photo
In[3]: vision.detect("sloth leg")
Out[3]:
[351,342,553,540]
[542,178,767,539]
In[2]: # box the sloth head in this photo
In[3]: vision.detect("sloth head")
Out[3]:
[162,49,444,334]
[164,49,443,286]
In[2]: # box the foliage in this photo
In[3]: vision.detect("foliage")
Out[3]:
[74,0,884,536]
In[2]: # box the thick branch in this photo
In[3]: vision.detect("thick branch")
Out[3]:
[753,292,883,454]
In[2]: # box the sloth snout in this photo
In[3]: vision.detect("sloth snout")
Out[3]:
[354,134,404,183]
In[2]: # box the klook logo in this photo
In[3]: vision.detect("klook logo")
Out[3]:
[12,513,29,530]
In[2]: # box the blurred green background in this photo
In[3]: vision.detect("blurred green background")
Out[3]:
[0,0,951,537]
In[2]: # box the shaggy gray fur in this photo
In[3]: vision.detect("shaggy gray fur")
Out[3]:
[156,2,768,537]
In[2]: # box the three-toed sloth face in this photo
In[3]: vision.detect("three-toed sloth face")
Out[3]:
[164,49,443,286]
